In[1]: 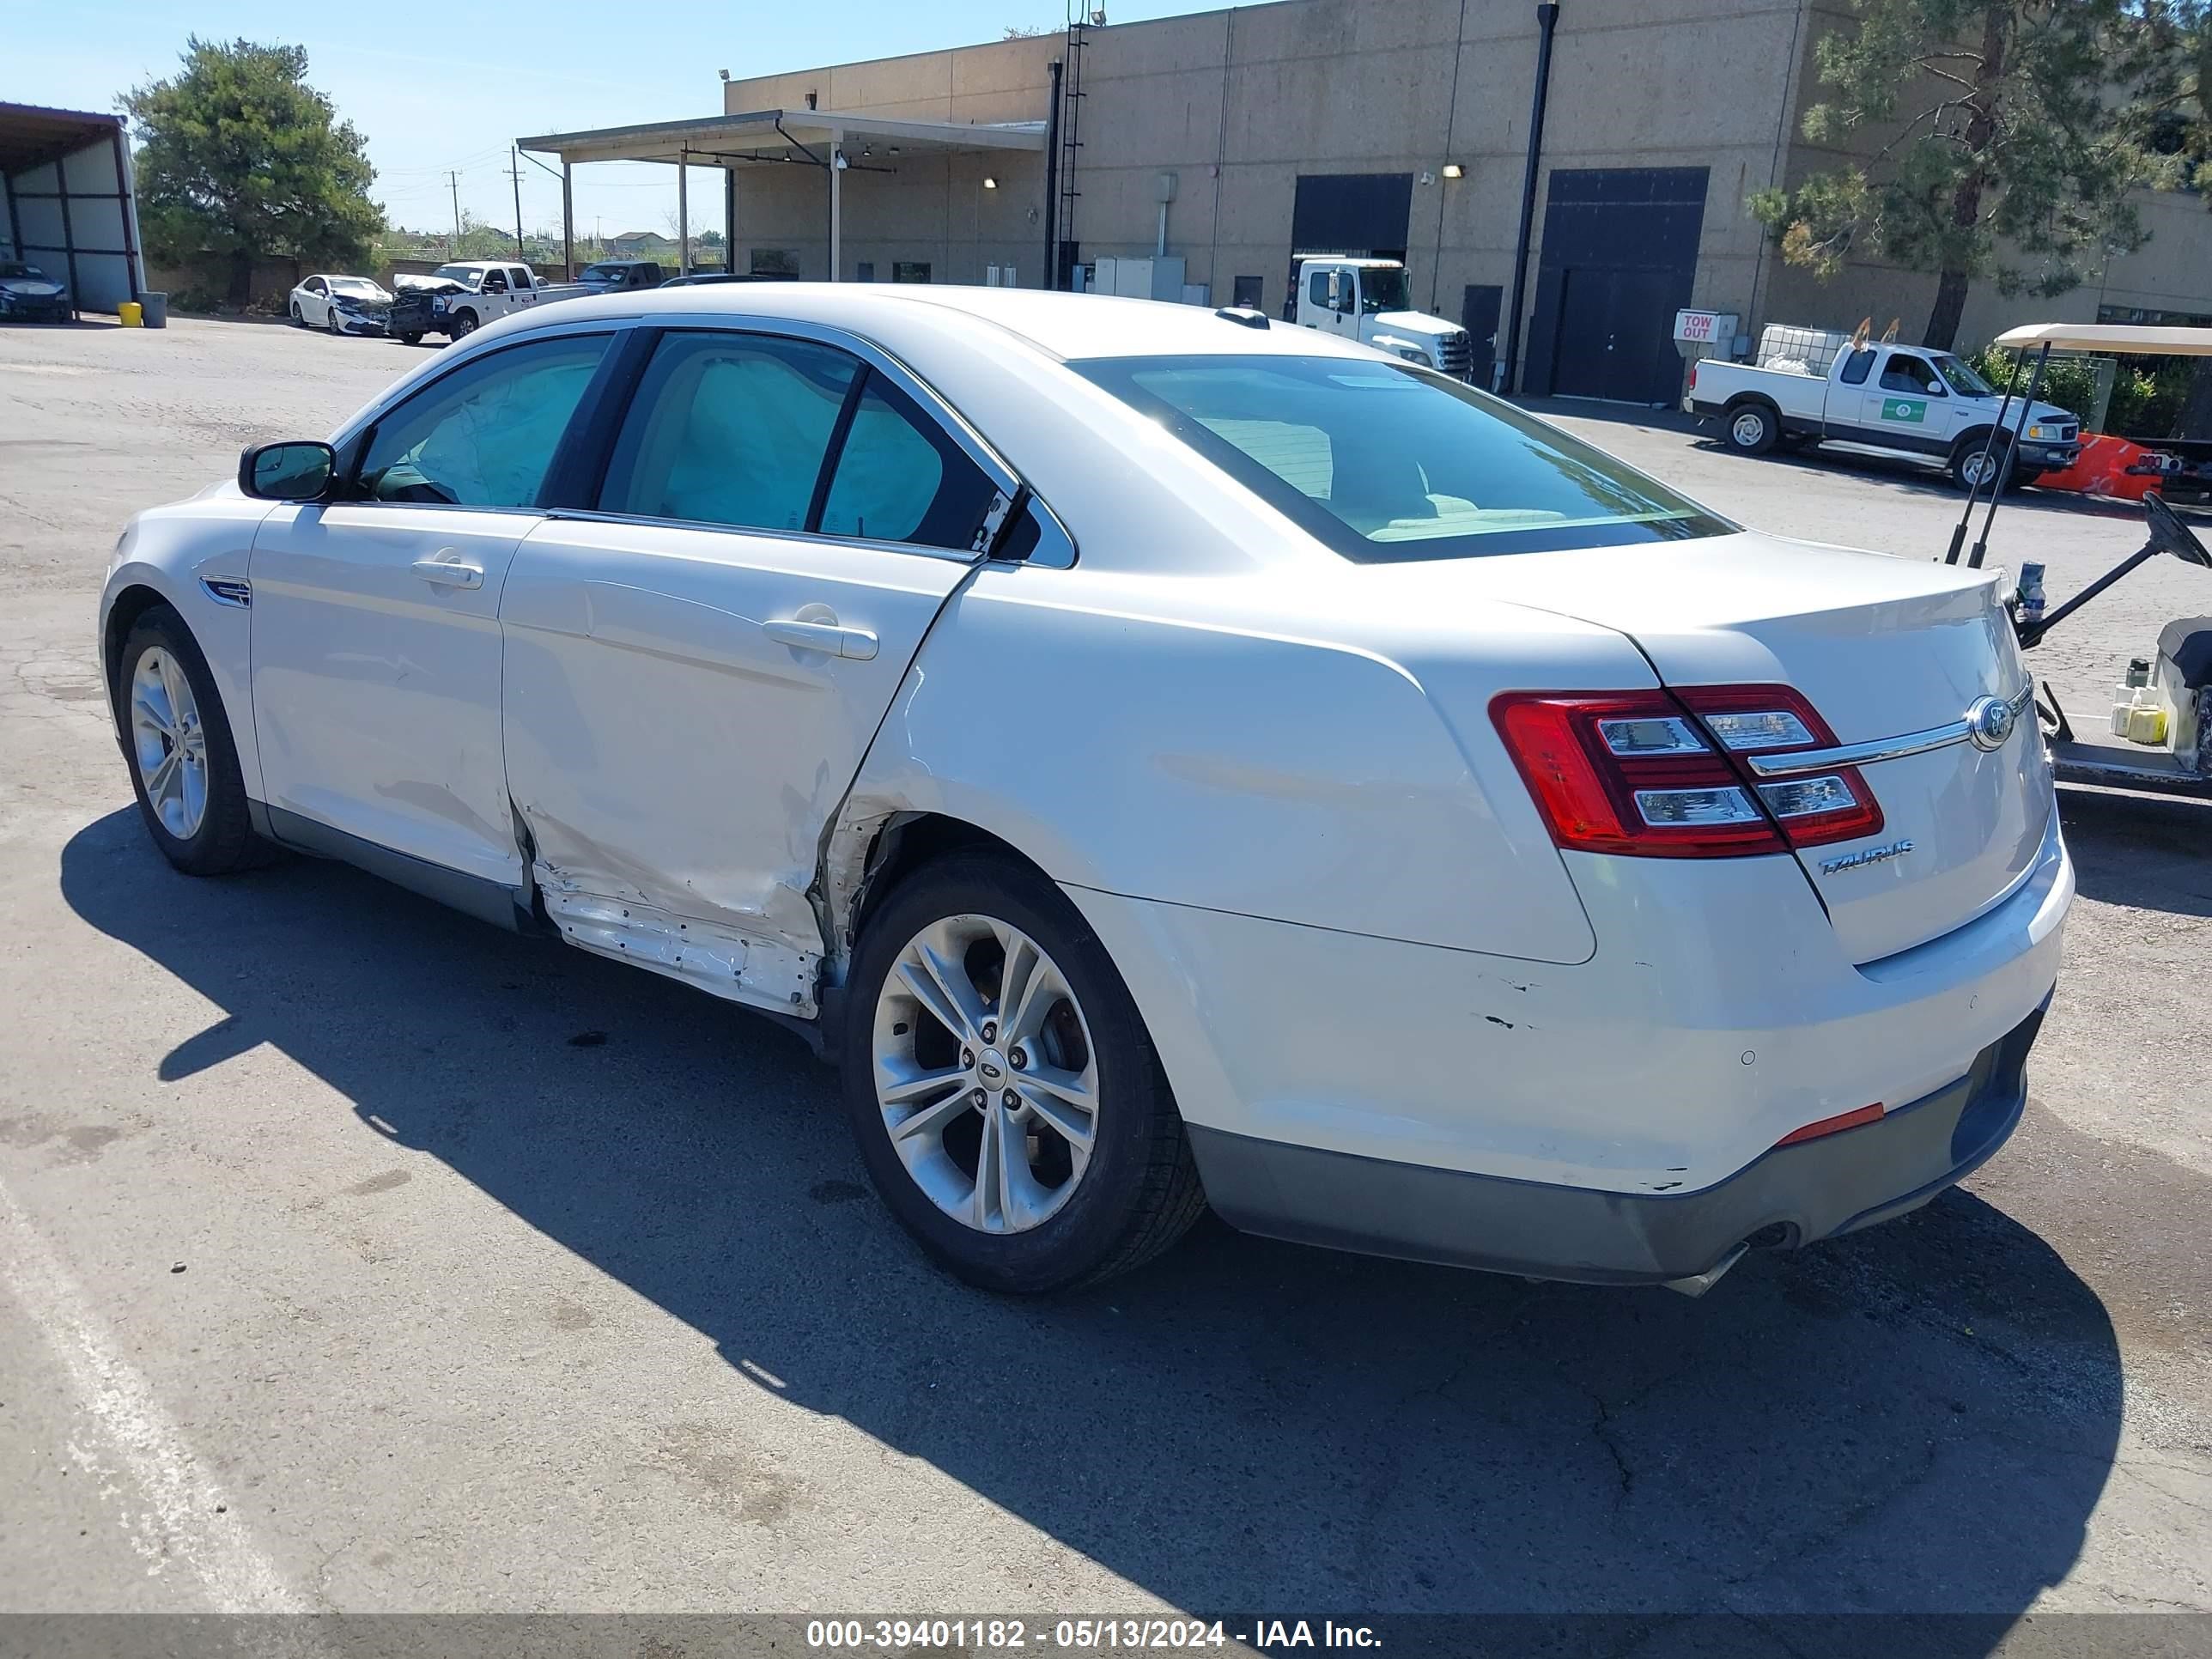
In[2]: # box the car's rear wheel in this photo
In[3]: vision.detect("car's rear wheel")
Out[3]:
[840,852,1206,1292]
[1724,401,1778,454]
[117,606,263,877]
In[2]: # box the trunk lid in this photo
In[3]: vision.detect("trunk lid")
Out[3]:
[1425,531,2052,963]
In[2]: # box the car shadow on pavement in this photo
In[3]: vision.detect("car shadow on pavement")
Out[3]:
[60,808,2128,1640]
[2059,786,2212,920]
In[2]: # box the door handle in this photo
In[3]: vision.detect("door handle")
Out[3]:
[412,556,483,590]
[762,617,878,660]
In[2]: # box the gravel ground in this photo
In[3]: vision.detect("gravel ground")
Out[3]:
[0,315,2205,1652]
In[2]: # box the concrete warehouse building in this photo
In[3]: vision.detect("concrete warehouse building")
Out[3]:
[522,0,2212,404]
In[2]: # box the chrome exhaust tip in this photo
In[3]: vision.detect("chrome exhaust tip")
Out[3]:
[1660,1241,1749,1298]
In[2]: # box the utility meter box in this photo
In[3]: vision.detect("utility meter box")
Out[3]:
[1093,255,1188,302]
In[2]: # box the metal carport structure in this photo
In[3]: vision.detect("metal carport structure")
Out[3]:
[517,108,1046,283]
[0,102,145,315]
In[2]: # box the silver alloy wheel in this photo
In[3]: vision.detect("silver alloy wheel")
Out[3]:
[1961,449,2000,489]
[872,913,1101,1234]
[128,647,209,840]
[1731,410,1768,447]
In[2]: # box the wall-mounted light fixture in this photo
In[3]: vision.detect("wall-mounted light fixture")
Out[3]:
[1442,163,1465,179]
[982,176,999,190]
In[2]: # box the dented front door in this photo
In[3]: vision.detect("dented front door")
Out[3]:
[497,521,972,1007]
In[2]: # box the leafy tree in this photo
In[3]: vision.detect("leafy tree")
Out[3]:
[1750,2,2183,351]
[123,39,382,306]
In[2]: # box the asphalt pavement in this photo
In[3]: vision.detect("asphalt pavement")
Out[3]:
[0,317,2205,1651]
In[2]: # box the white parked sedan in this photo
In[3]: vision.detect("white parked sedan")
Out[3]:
[289,273,391,334]
[99,286,2071,1295]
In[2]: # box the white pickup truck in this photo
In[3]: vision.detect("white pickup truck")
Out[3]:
[386,260,555,344]
[1686,326,2081,491]
[1290,256,1475,380]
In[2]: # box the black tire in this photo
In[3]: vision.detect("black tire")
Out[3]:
[326,307,341,335]
[398,332,423,347]
[1723,400,1779,454]
[448,309,478,339]
[289,301,304,326]
[115,605,264,877]
[1952,434,2013,494]
[839,852,1206,1293]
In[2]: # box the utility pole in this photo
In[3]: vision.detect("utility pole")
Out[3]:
[446,170,463,253]
[507,148,526,258]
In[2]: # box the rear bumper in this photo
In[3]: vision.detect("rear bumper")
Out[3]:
[1189,998,2044,1285]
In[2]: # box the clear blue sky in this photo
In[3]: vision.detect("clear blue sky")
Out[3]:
[9,1,1215,245]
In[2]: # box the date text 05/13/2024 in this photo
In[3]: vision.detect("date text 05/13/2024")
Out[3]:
[804,1618,1382,1650]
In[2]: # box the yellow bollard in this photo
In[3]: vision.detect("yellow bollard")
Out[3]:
[118,301,143,327]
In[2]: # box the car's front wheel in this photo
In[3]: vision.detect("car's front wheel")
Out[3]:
[117,606,264,877]
[448,309,478,339]
[289,301,304,325]
[840,852,1206,1292]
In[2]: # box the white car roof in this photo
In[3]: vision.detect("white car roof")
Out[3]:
[505,283,1376,364]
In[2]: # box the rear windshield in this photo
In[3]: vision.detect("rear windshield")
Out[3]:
[1073,355,1733,562]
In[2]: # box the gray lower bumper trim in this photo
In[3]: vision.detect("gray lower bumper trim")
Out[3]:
[1188,998,2046,1286]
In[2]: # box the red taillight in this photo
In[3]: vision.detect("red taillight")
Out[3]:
[1775,1103,1885,1147]
[1491,684,1884,859]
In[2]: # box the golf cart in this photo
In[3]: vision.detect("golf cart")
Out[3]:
[1943,322,2212,799]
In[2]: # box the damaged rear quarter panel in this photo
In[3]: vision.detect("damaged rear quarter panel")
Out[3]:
[830,560,1606,968]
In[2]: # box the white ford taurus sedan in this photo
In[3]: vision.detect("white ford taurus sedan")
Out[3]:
[99,285,2071,1295]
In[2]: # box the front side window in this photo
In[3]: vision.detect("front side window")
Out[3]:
[355,333,610,507]
[1074,354,1732,562]
[599,332,856,532]
[1880,353,1944,396]
[483,270,509,294]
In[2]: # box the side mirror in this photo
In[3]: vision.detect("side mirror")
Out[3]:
[240,441,337,501]
[2145,493,2212,569]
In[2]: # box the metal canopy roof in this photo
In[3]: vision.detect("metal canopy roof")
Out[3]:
[517,107,1046,167]
[1992,322,2212,357]
[0,101,125,175]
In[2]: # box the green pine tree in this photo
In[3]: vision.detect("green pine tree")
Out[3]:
[124,39,384,307]
[1750,1,2186,351]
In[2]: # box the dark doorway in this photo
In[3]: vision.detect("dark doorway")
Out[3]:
[1286,172,1414,319]
[1291,172,1414,255]
[1523,167,1707,403]
[1232,274,1263,310]
[1461,284,1503,391]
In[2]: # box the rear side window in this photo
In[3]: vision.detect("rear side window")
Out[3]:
[356,333,611,507]
[1838,348,1876,385]
[600,330,1000,550]
[599,332,857,532]
[819,376,999,549]
[1073,354,1732,562]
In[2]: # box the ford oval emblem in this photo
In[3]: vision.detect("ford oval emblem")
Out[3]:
[1965,692,2018,752]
